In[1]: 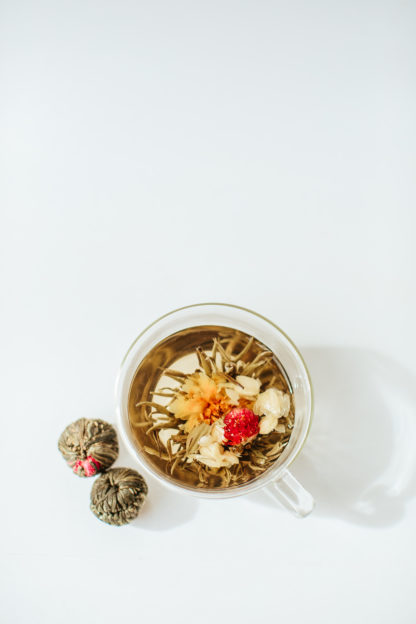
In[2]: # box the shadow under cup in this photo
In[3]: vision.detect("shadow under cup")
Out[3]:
[115,303,313,500]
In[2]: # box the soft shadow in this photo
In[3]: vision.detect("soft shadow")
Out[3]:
[112,428,199,531]
[130,475,199,531]
[248,348,416,527]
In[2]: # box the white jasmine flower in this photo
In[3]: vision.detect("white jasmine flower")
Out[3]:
[195,426,239,468]
[225,375,261,404]
[253,388,291,434]
[195,441,239,468]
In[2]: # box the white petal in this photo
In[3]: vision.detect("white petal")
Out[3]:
[211,422,225,443]
[159,428,181,453]
[236,375,261,396]
[225,387,240,405]
[259,414,277,434]
[199,434,212,446]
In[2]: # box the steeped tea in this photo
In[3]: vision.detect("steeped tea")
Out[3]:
[128,325,294,489]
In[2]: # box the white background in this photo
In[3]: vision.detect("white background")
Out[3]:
[1,1,415,623]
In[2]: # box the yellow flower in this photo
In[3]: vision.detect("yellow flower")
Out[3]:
[168,372,233,432]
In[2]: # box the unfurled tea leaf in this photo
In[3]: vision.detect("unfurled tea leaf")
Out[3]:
[143,446,169,460]
[185,422,211,455]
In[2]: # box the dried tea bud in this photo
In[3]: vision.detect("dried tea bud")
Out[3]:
[58,418,118,477]
[90,468,148,526]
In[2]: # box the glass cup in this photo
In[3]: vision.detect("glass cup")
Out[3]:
[116,303,314,517]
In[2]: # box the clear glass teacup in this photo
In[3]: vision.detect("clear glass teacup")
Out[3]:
[116,303,314,517]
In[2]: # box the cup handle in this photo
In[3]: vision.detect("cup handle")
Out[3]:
[264,469,315,517]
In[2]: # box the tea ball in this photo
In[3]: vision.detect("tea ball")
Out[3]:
[90,468,148,526]
[58,418,119,477]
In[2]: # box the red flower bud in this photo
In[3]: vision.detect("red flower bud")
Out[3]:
[72,455,101,477]
[223,408,259,446]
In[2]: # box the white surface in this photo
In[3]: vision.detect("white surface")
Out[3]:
[1,1,415,623]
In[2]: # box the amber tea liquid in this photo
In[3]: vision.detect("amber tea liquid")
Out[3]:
[128,325,293,489]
